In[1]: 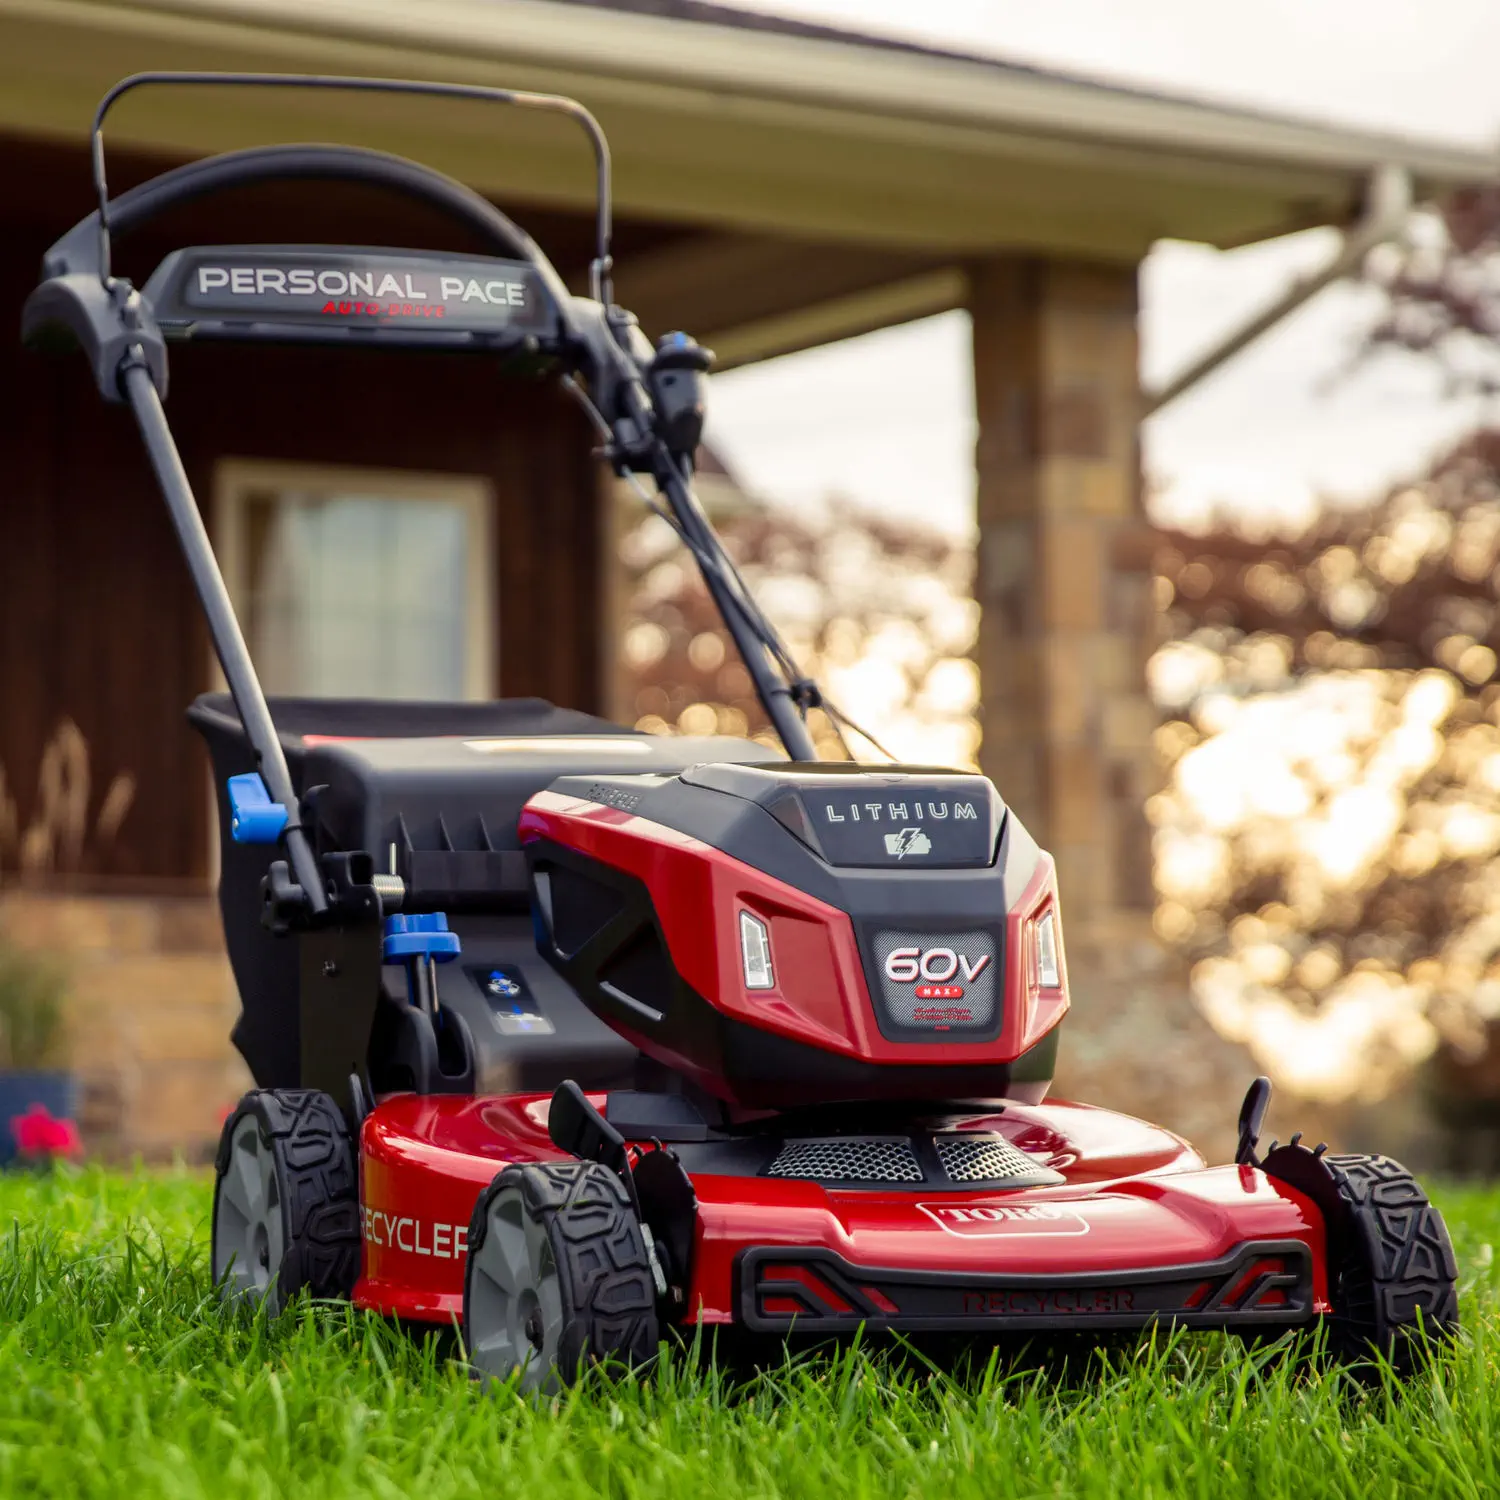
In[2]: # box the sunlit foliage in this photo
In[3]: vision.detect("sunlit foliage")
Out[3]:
[1152,434,1500,1104]
[618,498,981,768]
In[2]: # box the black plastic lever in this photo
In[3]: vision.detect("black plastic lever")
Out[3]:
[1235,1075,1273,1166]
[547,1080,643,1215]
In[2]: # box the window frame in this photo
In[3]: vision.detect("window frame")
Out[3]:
[212,457,497,703]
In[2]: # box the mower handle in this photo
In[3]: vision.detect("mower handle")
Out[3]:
[42,143,580,336]
[28,69,828,837]
[89,71,615,303]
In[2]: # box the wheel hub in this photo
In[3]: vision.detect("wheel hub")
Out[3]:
[213,1115,286,1307]
[467,1184,566,1392]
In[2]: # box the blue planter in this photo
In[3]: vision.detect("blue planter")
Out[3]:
[0,1071,78,1166]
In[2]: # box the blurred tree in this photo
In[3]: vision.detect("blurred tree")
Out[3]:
[1361,186,1500,394]
[1140,192,1500,1153]
[1152,432,1500,1151]
[616,496,981,768]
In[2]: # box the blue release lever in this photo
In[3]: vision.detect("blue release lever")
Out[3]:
[227,773,289,844]
[382,913,462,963]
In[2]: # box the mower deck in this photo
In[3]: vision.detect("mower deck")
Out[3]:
[356,1092,1327,1334]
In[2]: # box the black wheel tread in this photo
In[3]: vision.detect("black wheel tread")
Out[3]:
[1320,1152,1459,1360]
[213,1088,360,1307]
[466,1159,657,1382]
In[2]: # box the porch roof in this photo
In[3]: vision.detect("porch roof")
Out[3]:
[1,0,1494,363]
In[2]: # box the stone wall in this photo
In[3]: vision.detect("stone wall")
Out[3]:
[0,890,248,1161]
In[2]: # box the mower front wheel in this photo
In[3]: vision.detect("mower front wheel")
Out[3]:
[463,1161,658,1392]
[211,1088,361,1314]
[1321,1151,1459,1369]
[1265,1143,1458,1371]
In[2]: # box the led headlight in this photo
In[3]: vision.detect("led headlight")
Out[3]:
[739,910,775,990]
[1035,909,1061,990]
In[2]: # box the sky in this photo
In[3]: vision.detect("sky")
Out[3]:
[701,0,1500,537]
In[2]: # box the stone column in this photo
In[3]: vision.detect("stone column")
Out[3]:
[970,256,1244,1155]
[971,257,1156,923]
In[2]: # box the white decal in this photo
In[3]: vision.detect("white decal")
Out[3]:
[436,275,525,306]
[884,828,932,858]
[918,1202,1089,1238]
[884,945,991,984]
[885,946,921,983]
[919,948,958,982]
[362,1205,470,1260]
[194,265,484,304]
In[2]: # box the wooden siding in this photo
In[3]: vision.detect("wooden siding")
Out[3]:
[0,137,625,884]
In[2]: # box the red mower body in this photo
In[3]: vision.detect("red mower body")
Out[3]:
[520,764,1067,1108]
[354,1090,1329,1335]
[348,764,1329,1341]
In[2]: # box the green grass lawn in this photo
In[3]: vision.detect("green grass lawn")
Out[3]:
[1,1169,1499,1499]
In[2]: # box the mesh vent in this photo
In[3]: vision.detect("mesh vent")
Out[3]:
[935,1133,1041,1183]
[767,1137,923,1183]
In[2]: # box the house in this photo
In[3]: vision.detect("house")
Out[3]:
[0,0,1492,1155]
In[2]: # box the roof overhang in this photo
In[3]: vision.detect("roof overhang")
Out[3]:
[1,0,1495,364]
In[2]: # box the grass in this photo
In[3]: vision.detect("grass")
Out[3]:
[1,1170,1499,1499]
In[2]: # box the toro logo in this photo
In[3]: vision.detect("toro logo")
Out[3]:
[918,1202,1090,1238]
[884,945,990,1002]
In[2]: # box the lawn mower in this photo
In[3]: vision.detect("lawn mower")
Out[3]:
[24,71,1458,1388]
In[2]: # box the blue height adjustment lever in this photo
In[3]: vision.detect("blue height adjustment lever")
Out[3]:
[383,913,462,1015]
[227,773,289,844]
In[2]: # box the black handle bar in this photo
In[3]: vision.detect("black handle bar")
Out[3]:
[90,71,614,301]
[44,143,579,332]
[28,68,828,848]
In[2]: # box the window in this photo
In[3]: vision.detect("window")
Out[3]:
[215,461,495,701]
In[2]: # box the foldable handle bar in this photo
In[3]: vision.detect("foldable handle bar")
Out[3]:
[57,73,620,924]
[90,71,615,302]
[31,68,826,844]
[44,143,580,330]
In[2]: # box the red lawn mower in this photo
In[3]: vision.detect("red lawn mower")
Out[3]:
[25,72,1459,1389]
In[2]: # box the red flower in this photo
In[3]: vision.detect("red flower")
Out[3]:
[12,1104,82,1160]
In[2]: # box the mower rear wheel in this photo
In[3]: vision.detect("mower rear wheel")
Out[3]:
[211,1089,360,1314]
[463,1161,658,1392]
[1321,1151,1459,1370]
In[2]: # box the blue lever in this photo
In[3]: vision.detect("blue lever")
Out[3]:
[227,773,289,844]
[382,913,462,963]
